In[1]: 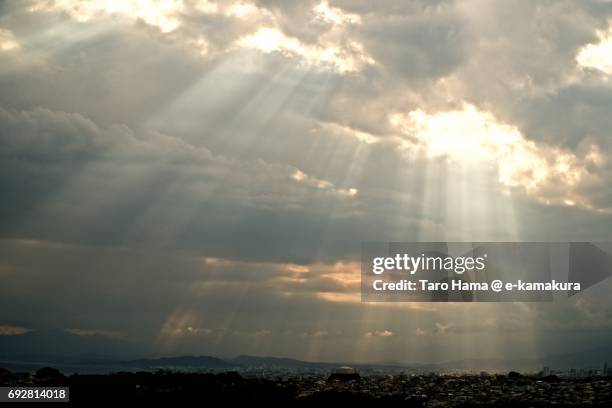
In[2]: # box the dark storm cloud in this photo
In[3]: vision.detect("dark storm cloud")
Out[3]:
[0,106,374,263]
[357,6,469,80]
[0,16,207,126]
[511,83,612,150]
[0,102,610,263]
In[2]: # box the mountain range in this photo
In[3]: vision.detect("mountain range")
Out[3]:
[0,329,610,373]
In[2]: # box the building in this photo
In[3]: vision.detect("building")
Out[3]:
[328,366,360,382]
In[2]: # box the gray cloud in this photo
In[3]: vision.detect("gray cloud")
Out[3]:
[2,238,610,362]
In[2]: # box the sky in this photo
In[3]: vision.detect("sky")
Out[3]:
[0,0,612,364]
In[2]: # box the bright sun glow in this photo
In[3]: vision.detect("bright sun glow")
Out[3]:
[239,27,374,73]
[391,104,606,211]
[577,26,612,75]
[0,29,19,51]
[291,169,358,198]
[313,1,361,25]
[30,0,185,32]
[29,0,372,73]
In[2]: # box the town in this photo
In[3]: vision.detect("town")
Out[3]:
[2,364,611,405]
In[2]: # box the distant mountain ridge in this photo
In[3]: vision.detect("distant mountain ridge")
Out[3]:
[0,329,140,360]
[231,355,337,369]
[126,355,232,369]
[1,329,610,372]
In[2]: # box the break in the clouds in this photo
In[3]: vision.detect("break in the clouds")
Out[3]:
[577,26,612,75]
[0,0,612,362]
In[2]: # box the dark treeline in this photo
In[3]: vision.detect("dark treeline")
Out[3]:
[2,367,612,406]
[0,367,420,405]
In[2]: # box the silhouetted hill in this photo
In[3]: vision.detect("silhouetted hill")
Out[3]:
[0,329,140,361]
[126,355,233,369]
[423,345,612,372]
[1,330,610,373]
[431,357,539,372]
[232,355,337,369]
[542,345,612,369]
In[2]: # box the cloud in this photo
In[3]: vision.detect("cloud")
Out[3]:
[365,330,393,338]
[253,329,272,337]
[229,0,374,74]
[313,1,360,26]
[29,0,186,33]
[577,25,612,75]
[391,103,609,213]
[0,106,364,262]
[0,28,19,51]
[27,0,373,73]
[434,322,454,334]
[239,27,373,73]
[2,236,612,362]
[0,324,31,336]
[357,4,469,80]
[65,328,128,339]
